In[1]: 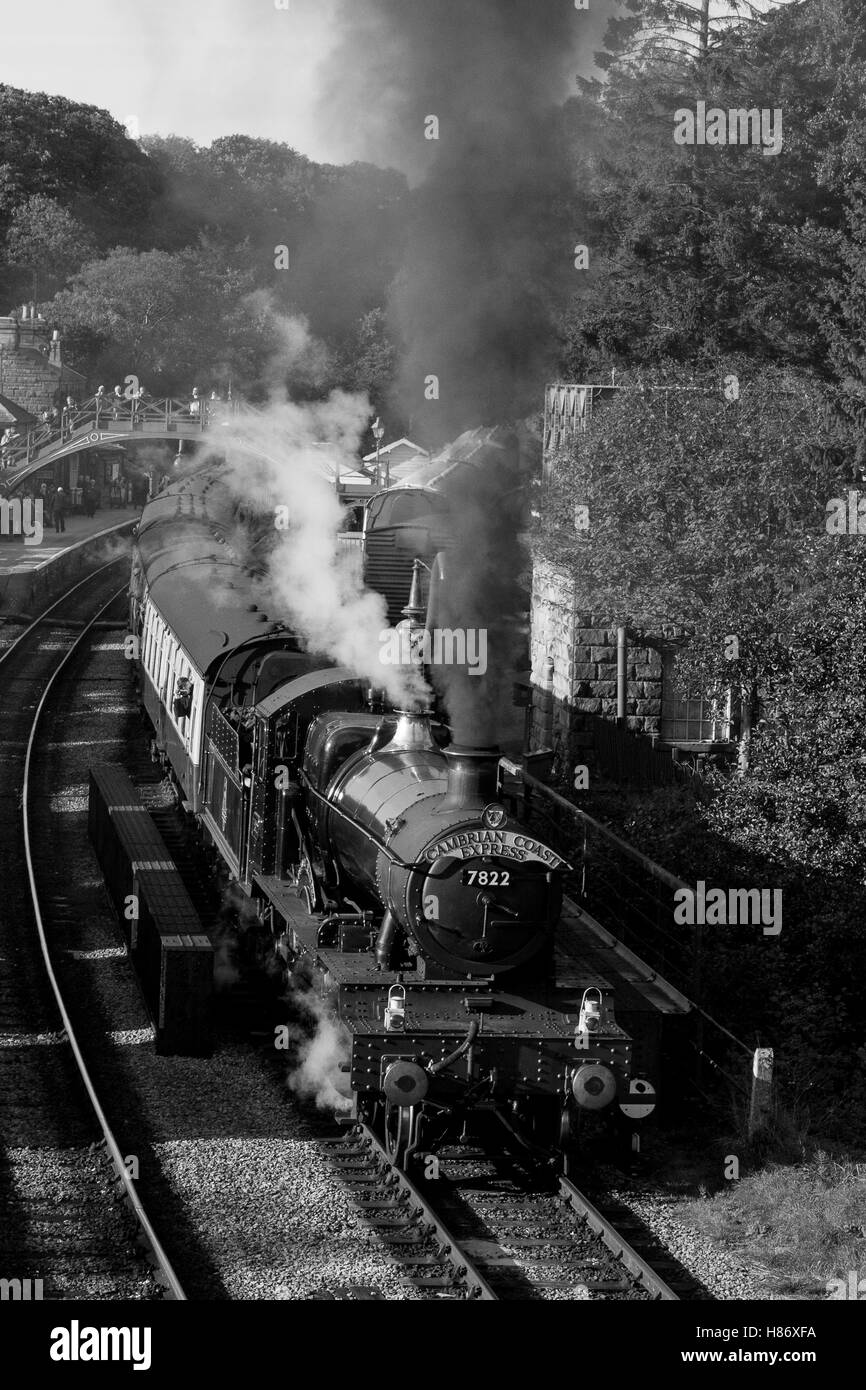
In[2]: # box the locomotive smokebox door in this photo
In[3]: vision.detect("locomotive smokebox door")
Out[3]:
[410,853,559,975]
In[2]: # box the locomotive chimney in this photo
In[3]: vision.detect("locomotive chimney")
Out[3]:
[442,745,500,811]
[378,560,436,754]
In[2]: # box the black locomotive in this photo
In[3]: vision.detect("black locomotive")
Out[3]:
[129,464,654,1165]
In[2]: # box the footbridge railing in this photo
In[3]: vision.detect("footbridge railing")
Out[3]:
[0,395,246,492]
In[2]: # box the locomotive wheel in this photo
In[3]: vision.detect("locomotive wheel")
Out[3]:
[558,1103,579,1175]
[384,1102,414,1168]
[297,851,321,914]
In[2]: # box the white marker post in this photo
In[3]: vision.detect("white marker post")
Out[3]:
[748,1047,774,1138]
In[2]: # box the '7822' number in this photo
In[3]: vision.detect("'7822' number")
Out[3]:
[463,870,510,887]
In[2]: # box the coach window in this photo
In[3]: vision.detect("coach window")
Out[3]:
[160,635,176,696]
[166,655,178,716]
[149,616,159,682]
[149,618,161,680]
[148,619,158,677]
[154,621,165,689]
[144,611,155,673]
[187,677,199,749]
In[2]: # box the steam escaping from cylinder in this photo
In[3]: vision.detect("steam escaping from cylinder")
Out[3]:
[284,985,353,1114]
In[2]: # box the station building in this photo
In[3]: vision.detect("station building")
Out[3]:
[529,384,737,785]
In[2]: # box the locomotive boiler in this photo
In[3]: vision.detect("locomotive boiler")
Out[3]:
[303,715,564,978]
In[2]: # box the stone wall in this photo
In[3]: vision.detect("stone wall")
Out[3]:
[1,348,84,418]
[530,557,664,764]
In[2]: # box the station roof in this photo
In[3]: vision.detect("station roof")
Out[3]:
[395,426,524,489]
[362,437,429,462]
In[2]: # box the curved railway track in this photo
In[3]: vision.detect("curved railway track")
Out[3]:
[0,562,185,1301]
[321,1120,679,1301]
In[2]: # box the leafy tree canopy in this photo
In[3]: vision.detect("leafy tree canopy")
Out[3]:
[50,245,281,396]
[537,361,845,633]
[0,86,160,258]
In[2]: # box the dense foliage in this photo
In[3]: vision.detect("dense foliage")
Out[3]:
[540,0,866,1140]
[0,91,408,411]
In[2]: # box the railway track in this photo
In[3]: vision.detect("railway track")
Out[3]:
[0,562,185,1300]
[320,1119,679,1301]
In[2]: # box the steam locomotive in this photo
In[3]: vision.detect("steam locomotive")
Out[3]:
[128,464,652,1166]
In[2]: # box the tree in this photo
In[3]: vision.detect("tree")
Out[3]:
[538,361,843,631]
[0,86,161,246]
[48,246,280,394]
[596,0,798,73]
[5,194,95,300]
[560,0,850,378]
[330,308,397,415]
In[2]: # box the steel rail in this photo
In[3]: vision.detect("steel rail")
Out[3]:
[355,1122,499,1300]
[359,1116,681,1301]
[18,569,187,1300]
[0,557,124,672]
[558,1175,679,1301]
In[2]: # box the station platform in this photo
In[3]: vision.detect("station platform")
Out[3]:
[0,507,138,610]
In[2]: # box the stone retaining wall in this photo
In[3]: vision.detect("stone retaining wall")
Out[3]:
[530,557,665,764]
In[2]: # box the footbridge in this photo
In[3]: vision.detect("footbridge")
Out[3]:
[0,397,240,495]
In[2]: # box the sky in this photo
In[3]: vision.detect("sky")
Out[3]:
[1,0,795,169]
[2,0,349,162]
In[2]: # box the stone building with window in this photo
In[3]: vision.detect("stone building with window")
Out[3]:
[529,383,737,782]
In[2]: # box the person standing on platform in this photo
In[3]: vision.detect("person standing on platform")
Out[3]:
[1,427,15,467]
[112,385,124,420]
[53,486,68,534]
[188,387,201,420]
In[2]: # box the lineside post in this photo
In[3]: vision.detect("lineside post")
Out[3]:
[748,1047,774,1137]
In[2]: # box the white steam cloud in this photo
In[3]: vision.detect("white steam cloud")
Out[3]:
[285,988,353,1114]
[201,320,428,707]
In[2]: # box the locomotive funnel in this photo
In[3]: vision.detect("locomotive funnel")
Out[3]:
[442,745,500,810]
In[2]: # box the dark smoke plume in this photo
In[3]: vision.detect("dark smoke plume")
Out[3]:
[430,432,530,747]
[320,0,617,442]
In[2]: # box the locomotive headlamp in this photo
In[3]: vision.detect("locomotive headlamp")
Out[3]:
[577,987,603,1036]
[384,984,407,1033]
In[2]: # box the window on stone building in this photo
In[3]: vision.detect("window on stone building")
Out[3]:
[660,649,731,744]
